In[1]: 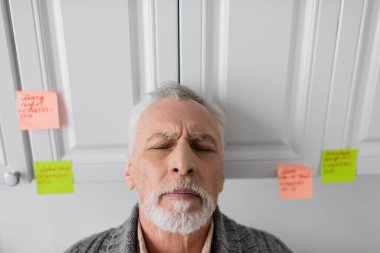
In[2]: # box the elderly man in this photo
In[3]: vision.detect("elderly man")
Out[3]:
[65,82,292,253]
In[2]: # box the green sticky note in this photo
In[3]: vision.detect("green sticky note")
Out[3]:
[320,149,358,183]
[33,161,74,195]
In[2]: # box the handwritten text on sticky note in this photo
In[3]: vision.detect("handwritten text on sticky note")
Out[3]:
[277,164,313,200]
[16,91,60,130]
[321,149,358,183]
[33,161,73,195]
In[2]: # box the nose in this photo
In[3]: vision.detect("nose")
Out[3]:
[168,141,196,176]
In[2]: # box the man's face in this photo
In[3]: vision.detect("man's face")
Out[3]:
[125,97,224,217]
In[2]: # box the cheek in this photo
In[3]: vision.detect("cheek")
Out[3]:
[199,158,224,193]
[133,154,166,197]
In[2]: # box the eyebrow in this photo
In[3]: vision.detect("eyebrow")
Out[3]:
[147,133,179,142]
[147,132,217,146]
[188,134,217,146]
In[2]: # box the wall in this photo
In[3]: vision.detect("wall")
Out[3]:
[1,175,379,253]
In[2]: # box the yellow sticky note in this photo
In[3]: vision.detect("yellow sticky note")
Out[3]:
[277,164,313,200]
[320,149,358,183]
[16,91,60,130]
[33,161,74,195]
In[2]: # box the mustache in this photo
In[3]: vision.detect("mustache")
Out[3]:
[152,178,207,201]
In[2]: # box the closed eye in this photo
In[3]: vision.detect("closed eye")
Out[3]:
[191,144,214,152]
[151,143,173,150]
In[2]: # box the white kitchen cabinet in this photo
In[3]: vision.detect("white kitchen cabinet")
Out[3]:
[329,0,380,175]
[180,0,380,177]
[1,0,380,186]
[3,0,178,183]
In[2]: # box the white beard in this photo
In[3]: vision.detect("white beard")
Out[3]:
[138,178,216,234]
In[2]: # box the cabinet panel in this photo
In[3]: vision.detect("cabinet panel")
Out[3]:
[9,0,178,182]
[349,0,380,174]
[223,0,311,159]
[0,1,31,184]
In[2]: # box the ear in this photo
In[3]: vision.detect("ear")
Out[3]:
[218,169,225,193]
[218,176,225,193]
[124,155,135,190]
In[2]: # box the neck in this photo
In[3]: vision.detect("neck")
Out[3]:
[138,209,212,253]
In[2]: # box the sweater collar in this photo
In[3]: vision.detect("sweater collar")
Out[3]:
[108,204,235,253]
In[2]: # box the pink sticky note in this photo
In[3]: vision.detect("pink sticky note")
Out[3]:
[16,91,60,130]
[277,164,313,200]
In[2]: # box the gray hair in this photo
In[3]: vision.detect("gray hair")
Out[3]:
[128,81,225,153]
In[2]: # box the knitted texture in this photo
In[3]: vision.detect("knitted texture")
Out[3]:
[64,205,292,253]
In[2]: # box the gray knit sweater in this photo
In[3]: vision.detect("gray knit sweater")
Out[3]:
[64,205,292,253]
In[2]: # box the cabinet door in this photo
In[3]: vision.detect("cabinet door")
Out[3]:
[180,0,369,177]
[8,0,178,183]
[0,1,31,185]
[323,0,380,175]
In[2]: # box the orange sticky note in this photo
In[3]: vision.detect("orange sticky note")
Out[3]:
[277,164,313,200]
[16,91,60,130]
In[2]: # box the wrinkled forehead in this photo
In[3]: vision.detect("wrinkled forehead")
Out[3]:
[136,98,221,141]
